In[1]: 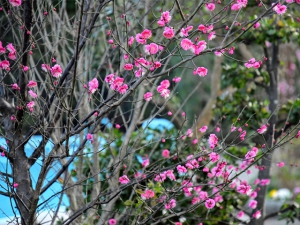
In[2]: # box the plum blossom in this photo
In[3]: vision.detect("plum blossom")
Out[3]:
[277,162,285,167]
[209,152,220,162]
[0,60,10,71]
[9,0,22,6]
[88,78,99,94]
[237,182,252,195]
[141,29,152,39]
[181,38,193,50]
[231,0,248,11]
[177,165,187,174]
[163,27,175,39]
[205,198,215,209]
[206,3,216,11]
[123,63,133,70]
[145,43,159,55]
[41,64,50,72]
[249,200,257,209]
[144,92,153,101]
[108,219,117,225]
[13,182,19,188]
[28,90,37,98]
[86,133,93,142]
[157,11,171,26]
[273,3,287,14]
[141,190,155,199]
[193,67,208,77]
[172,77,181,83]
[199,126,208,133]
[253,210,261,219]
[157,80,170,98]
[208,134,218,149]
[50,64,63,77]
[11,83,20,90]
[208,31,216,41]
[237,211,244,218]
[180,26,193,37]
[119,175,130,184]
[191,40,207,55]
[162,149,170,158]
[128,36,134,46]
[253,22,260,29]
[27,101,35,109]
[0,42,6,54]
[165,199,176,210]
[257,124,267,134]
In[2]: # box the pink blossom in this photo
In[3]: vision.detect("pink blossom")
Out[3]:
[88,78,99,94]
[136,33,147,44]
[167,111,172,116]
[273,3,287,14]
[157,11,171,26]
[172,77,181,83]
[179,26,193,37]
[162,149,170,158]
[199,126,208,133]
[177,165,187,174]
[141,190,155,199]
[119,175,130,184]
[144,92,153,101]
[237,211,244,218]
[208,134,218,149]
[41,64,50,72]
[0,41,6,54]
[145,43,159,55]
[6,43,16,53]
[28,90,37,98]
[13,182,19,188]
[229,47,235,54]
[117,84,128,94]
[206,3,216,11]
[257,124,267,134]
[209,152,220,162]
[163,27,175,39]
[141,29,152,39]
[22,66,29,72]
[86,133,93,142]
[8,52,17,60]
[128,36,135,46]
[105,74,115,84]
[260,179,270,186]
[108,219,117,225]
[237,183,252,195]
[277,162,285,167]
[27,101,35,108]
[165,199,176,210]
[10,115,16,121]
[253,210,261,219]
[123,63,133,70]
[249,200,257,209]
[296,130,300,138]
[0,60,10,70]
[208,31,216,41]
[108,39,114,44]
[253,22,260,29]
[198,24,207,33]
[154,61,162,68]
[50,64,63,77]
[110,77,124,90]
[192,139,198,144]
[205,198,215,209]
[11,83,20,90]
[181,38,193,50]
[142,158,149,167]
[191,40,207,55]
[115,124,121,129]
[193,67,208,77]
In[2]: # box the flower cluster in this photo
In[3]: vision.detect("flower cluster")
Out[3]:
[105,74,128,94]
